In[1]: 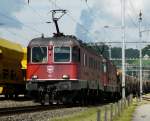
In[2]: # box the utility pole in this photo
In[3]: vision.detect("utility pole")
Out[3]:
[139,11,143,101]
[121,0,126,99]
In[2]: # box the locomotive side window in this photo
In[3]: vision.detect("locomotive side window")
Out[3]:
[72,46,80,62]
[31,47,47,63]
[54,47,70,62]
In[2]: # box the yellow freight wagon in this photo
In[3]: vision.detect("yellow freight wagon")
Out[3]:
[0,38,26,98]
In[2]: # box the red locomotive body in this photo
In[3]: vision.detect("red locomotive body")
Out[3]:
[26,35,120,104]
[27,37,79,81]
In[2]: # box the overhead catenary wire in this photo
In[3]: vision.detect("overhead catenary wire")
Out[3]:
[84,0,138,49]
[24,5,52,35]
[127,12,138,28]
[84,0,108,41]
[126,0,139,28]
[48,0,89,34]
[128,0,138,17]
[26,2,52,24]
[49,0,99,42]
[0,11,52,43]
[128,0,147,27]
[0,11,42,34]
[127,0,150,48]
[128,0,148,29]
[3,28,30,41]
[48,0,104,43]
[83,0,117,42]
[49,0,132,55]
[0,0,51,39]
[48,0,108,54]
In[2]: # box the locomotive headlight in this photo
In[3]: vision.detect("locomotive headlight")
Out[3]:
[32,75,38,79]
[62,74,69,79]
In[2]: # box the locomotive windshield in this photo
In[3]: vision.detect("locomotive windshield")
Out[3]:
[31,46,47,63]
[54,47,70,62]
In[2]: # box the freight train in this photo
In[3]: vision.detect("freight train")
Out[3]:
[26,34,150,105]
[0,38,27,98]
[26,9,150,105]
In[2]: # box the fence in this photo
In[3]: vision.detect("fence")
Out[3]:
[97,95,133,121]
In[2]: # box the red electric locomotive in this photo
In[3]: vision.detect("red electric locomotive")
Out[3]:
[26,35,121,105]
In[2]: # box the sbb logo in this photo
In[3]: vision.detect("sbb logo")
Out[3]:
[47,65,54,73]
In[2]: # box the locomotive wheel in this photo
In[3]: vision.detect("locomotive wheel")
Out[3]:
[5,94,9,99]
[40,93,50,105]
[9,94,13,99]
[80,89,88,106]
[41,96,46,105]
[40,93,45,105]
[41,99,45,105]
[14,94,18,99]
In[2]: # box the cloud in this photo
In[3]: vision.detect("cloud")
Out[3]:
[0,0,25,28]
[75,0,150,48]
[75,9,94,42]
[75,0,122,42]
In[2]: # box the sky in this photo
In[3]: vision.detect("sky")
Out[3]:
[0,0,150,48]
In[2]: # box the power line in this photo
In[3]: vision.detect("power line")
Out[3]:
[0,1,51,37]
[93,41,150,44]
[84,0,108,41]
[126,0,138,28]
[3,28,30,41]
[127,12,138,28]
[0,11,42,34]
[128,0,148,29]
[48,0,108,55]
[26,3,50,24]
[48,0,104,43]
[128,0,138,17]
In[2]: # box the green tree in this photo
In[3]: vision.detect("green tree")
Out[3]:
[142,45,150,57]
[125,48,139,58]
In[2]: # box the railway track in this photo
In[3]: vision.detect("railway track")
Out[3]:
[0,105,69,117]
[0,97,115,117]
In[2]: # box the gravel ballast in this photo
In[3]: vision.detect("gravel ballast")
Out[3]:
[0,107,86,121]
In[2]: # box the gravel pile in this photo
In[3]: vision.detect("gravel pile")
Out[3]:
[0,107,86,121]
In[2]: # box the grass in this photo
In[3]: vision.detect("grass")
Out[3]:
[50,99,139,121]
[113,101,138,121]
[114,95,150,121]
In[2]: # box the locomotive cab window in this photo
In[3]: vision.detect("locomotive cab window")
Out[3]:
[54,47,71,62]
[31,46,48,63]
